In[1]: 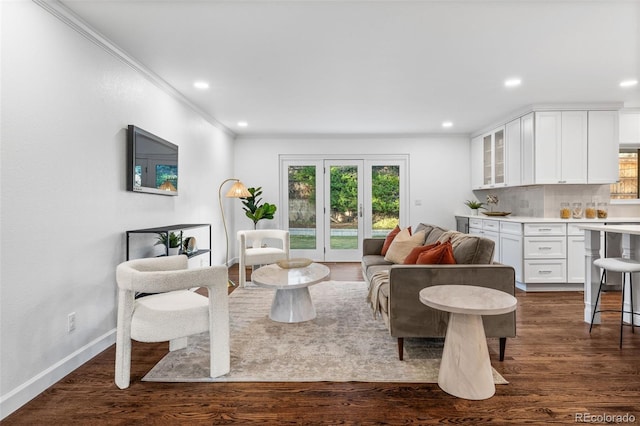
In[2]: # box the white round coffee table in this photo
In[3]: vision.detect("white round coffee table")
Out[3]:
[251,262,330,323]
[419,285,517,400]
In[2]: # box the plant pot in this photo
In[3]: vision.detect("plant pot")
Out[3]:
[471,209,478,216]
[168,247,180,256]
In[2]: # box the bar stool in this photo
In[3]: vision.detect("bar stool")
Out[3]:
[589,257,640,348]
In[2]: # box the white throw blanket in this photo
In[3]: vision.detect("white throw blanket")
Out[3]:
[367,270,390,318]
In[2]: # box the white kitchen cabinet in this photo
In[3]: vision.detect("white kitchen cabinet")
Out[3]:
[588,110,619,184]
[481,127,506,188]
[521,113,535,185]
[499,222,523,283]
[534,111,588,184]
[524,236,566,259]
[524,259,567,283]
[505,117,522,186]
[567,235,585,283]
[470,135,484,189]
[457,215,638,291]
[469,217,483,229]
[534,111,562,184]
[468,218,500,261]
[523,223,571,290]
[523,223,566,236]
[619,109,640,145]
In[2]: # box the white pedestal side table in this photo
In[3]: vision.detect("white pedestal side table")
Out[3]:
[251,262,330,323]
[419,285,517,400]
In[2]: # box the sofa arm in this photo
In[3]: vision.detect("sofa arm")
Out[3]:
[387,264,516,339]
[363,238,385,256]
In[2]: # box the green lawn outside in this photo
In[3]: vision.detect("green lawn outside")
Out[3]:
[290,234,385,250]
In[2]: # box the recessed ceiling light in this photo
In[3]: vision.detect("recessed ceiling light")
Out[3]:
[442,121,453,128]
[193,81,209,90]
[504,78,522,88]
[620,79,638,88]
[237,121,248,127]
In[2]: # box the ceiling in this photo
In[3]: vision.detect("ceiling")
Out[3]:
[59,0,640,136]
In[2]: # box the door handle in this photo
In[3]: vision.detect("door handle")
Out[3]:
[359,203,363,218]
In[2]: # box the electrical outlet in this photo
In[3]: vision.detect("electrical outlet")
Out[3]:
[67,312,76,333]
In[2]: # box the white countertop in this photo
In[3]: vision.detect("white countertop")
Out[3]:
[576,224,640,235]
[454,214,640,224]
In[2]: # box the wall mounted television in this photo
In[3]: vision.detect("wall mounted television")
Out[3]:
[127,125,179,196]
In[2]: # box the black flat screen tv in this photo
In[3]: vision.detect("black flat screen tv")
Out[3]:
[127,125,179,196]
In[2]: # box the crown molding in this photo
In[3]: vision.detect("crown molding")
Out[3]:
[471,102,625,138]
[33,0,235,138]
[235,132,471,140]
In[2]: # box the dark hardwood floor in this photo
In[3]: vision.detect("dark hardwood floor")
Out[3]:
[4,263,640,425]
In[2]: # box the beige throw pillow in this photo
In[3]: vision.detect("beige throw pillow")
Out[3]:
[384,229,426,264]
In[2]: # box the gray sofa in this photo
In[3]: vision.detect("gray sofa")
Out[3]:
[363,223,516,361]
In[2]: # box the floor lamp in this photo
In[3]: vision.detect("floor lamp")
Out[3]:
[218,178,251,286]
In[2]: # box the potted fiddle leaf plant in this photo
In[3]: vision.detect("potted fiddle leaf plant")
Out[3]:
[240,187,277,229]
[155,231,182,255]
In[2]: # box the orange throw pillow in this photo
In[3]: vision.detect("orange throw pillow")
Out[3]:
[416,241,457,265]
[381,225,411,256]
[404,242,440,264]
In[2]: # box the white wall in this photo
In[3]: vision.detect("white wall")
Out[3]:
[0,2,235,417]
[233,135,473,234]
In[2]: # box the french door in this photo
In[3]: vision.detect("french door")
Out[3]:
[281,155,408,262]
[324,160,364,261]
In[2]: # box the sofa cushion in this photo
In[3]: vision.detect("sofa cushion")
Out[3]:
[366,264,392,283]
[384,228,426,264]
[416,241,456,264]
[380,225,401,256]
[414,223,434,240]
[362,254,393,270]
[424,226,448,245]
[403,242,439,264]
[434,230,495,265]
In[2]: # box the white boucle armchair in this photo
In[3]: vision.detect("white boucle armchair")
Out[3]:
[237,229,290,287]
[115,255,230,389]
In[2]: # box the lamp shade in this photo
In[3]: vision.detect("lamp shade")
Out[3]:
[225,181,251,198]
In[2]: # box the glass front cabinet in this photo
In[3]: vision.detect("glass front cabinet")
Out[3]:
[479,126,506,189]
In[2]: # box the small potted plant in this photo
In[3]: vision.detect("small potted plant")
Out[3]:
[155,232,182,255]
[464,199,485,215]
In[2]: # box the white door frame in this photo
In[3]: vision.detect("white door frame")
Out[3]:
[280,154,409,261]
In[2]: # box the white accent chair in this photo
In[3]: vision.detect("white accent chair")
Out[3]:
[115,255,230,389]
[238,229,290,287]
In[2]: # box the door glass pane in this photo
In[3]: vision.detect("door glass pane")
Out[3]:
[494,129,504,184]
[483,135,492,185]
[371,165,399,238]
[288,165,317,249]
[330,165,358,250]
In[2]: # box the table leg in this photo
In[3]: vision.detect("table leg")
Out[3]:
[270,287,316,323]
[438,312,495,400]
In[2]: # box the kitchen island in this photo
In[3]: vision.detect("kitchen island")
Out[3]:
[577,223,640,325]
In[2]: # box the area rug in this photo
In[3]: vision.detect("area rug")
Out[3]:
[143,281,507,384]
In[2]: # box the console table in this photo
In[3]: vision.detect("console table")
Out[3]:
[125,223,211,266]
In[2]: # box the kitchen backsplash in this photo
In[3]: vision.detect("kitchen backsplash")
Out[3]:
[472,185,640,218]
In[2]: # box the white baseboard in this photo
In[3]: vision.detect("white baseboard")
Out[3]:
[0,329,116,420]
